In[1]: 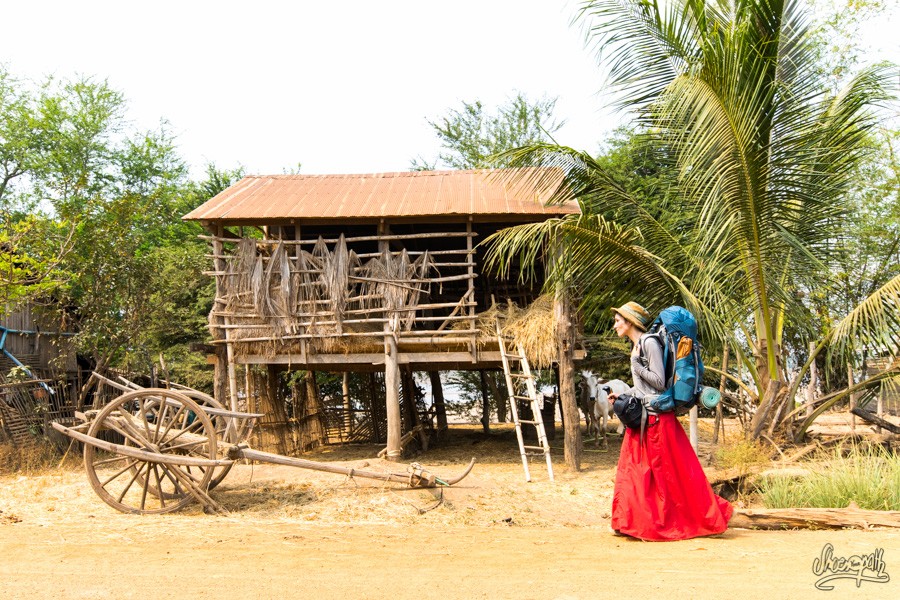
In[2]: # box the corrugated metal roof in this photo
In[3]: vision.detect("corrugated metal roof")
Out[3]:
[182,169,579,222]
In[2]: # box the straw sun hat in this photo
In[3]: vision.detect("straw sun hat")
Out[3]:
[611,302,652,332]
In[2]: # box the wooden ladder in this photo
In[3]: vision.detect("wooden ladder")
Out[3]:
[496,324,554,482]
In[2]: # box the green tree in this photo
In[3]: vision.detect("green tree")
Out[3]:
[485,0,898,439]
[140,164,244,390]
[0,69,90,307]
[54,125,189,371]
[0,68,249,392]
[411,92,564,170]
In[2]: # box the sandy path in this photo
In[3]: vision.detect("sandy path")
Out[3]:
[1,519,897,599]
[2,421,898,599]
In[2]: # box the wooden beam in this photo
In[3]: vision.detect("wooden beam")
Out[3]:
[232,350,583,367]
[851,407,900,434]
[730,506,900,530]
[199,231,477,245]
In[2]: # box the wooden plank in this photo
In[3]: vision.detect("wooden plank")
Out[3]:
[199,231,477,244]
[231,350,579,368]
[207,248,474,260]
[234,351,505,366]
[50,422,232,467]
[730,506,900,530]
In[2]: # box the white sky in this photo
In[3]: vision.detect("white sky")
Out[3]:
[2,1,897,178]
[2,0,617,177]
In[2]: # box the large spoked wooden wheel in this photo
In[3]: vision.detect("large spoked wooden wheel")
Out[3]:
[83,389,218,514]
[176,390,233,490]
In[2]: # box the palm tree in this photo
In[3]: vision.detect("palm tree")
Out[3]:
[485,0,897,438]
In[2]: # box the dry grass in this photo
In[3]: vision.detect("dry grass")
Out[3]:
[713,437,773,472]
[0,440,81,476]
[504,294,558,369]
[757,442,900,510]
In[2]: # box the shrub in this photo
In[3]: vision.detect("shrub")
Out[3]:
[758,444,900,511]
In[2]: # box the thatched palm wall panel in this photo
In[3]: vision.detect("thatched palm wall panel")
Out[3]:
[214,235,462,357]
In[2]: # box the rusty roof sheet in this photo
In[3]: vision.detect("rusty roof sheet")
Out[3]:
[182,169,579,222]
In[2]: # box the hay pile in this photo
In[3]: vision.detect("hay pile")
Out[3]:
[461,294,558,369]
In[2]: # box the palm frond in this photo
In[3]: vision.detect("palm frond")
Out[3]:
[828,272,900,367]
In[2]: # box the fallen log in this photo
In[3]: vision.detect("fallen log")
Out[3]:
[730,506,900,530]
[850,407,900,434]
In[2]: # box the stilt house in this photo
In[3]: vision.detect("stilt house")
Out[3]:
[183,169,580,458]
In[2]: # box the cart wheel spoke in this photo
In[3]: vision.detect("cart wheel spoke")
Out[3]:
[176,390,234,491]
[151,464,167,509]
[116,461,146,504]
[100,457,142,488]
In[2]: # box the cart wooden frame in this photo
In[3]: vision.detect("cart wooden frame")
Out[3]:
[53,376,474,515]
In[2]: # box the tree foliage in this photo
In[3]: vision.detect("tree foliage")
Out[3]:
[411,92,563,170]
[0,67,245,389]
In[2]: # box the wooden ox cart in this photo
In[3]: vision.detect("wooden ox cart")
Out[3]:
[51,375,474,515]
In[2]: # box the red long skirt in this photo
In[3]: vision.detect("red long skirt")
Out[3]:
[611,412,732,541]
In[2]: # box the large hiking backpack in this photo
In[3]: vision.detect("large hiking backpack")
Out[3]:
[640,306,705,414]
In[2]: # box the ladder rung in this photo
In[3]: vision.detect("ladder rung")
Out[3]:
[512,395,534,401]
[510,373,531,379]
[505,353,524,360]
[518,419,537,425]
[524,446,547,451]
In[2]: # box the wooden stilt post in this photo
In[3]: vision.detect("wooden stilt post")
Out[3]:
[466,218,476,361]
[487,372,506,423]
[429,371,448,433]
[380,220,402,461]
[479,370,491,433]
[689,405,699,454]
[210,223,240,414]
[218,225,240,413]
[342,372,352,438]
[876,378,884,436]
[368,372,382,443]
[848,363,856,434]
[554,283,581,471]
[213,346,228,410]
[384,324,401,460]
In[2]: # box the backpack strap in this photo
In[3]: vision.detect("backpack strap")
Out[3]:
[638,331,673,389]
[637,332,660,363]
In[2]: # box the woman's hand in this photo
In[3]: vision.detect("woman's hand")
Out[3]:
[631,342,641,358]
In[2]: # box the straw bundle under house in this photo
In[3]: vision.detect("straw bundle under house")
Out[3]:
[458,295,560,369]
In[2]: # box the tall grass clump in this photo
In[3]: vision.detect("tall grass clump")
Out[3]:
[714,438,771,473]
[758,444,900,510]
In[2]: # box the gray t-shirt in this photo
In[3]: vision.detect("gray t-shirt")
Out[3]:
[630,333,666,398]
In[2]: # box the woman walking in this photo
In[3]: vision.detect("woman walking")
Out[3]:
[608,302,732,541]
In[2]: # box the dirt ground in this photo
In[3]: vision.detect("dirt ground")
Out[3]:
[1,421,898,599]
